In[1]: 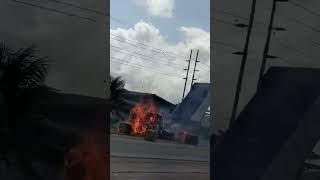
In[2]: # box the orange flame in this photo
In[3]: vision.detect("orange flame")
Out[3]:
[129,101,159,135]
[64,133,107,180]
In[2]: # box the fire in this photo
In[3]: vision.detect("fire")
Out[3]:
[63,133,107,180]
[129,101,159,135]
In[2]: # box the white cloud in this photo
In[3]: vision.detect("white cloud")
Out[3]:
[110,20,210,104]
[145,0,175,18]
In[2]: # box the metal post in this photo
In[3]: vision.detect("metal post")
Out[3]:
[191,49,200,89]
[229,0,257,127]
[257,0,277,90]
[182,49,192,101]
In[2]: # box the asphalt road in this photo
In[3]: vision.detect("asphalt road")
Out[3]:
[110,134,210,180]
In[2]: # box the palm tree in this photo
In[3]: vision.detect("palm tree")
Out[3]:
[0,42,48,126]
[110,76,128,124]
[0,42,56,179]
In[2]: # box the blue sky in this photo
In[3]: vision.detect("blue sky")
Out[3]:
[110,0,210,44]
[110,0,210,104]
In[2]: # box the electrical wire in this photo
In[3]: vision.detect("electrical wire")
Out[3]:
[111,45,185,70]
[110,57,185,78]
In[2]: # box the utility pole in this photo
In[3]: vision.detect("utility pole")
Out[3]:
[190,49,200,89]
[229,0,257,128]
[257,0,288,90]
[182,49,192,101]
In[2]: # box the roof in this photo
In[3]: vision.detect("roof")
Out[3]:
[213,66,320,180]
[171,83,210,122]
[29,89,108,128]
[122,90,175,107]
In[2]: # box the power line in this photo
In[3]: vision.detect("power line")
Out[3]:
[11,0,140,37]
[213,8,250,21]
[11,0,98,22]
[279,1,320,35]
[35,0,133,28]
[311,40,320,47]
[214,5,320,52]
[213,8,265,25]
[109,18,210,61]
[11,0,128,32]
[212,17,236,26]
[111,33,187,59]
[110,43,185,68]
[288,0,320,18]
[253,2,320,42]
[111,44,209,72]
[110,57,184,78]
[213,7,320,42]
[42,0,107,16]
[39,0,138,29]
[213,40,240,50]
[213,6,320,41]
[110,34,182,59]
[287,18,320,34]
[11,0,188,77]
[110,16,132,27]
[20,0,209,61]
[275,39,315,62]
[15,0,129,27]
[111,36,210,69]
[197,63,210,70]
[110,45,185,70]
[111,60,180,79]
[110,19,191,59]
[14,0,210,71]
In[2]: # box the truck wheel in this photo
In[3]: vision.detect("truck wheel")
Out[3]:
[118,123,132,135]
[185,134,198,146]
[144,130,157,141]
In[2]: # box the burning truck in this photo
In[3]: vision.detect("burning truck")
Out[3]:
[118,102,198,145]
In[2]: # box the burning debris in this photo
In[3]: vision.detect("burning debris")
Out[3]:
[129,102,159,135]
[176,131,199,146]
[118,101,198,145]
[118,101,168,141]
[63,133,107,180]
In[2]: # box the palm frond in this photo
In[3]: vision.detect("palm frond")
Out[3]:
[0,45,48,98]
[0,42,10,64]
[110,76,127,110]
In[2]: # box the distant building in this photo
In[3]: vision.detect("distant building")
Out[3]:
[171,83,210,124]
[116,85,210,132]
[29,89,108,129]
[201,110,210,128]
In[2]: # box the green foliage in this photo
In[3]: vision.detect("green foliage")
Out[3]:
[110,76,128,124]
[0,43,48,99]
[0,42,54,179]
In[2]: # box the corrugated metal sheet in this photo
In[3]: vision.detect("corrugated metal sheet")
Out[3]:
[172,83,210,123]
[191,92,209,122]
[213,67,320,180]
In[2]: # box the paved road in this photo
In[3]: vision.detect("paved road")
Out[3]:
[110,134,210,180]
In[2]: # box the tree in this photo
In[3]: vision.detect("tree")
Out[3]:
[110,76,128,124]
[0,42,57,179]
[0,42,48,129]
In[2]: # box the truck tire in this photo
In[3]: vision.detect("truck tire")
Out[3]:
[118,123,132,135]
[185,134,198,146]
[144,130,157,141]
